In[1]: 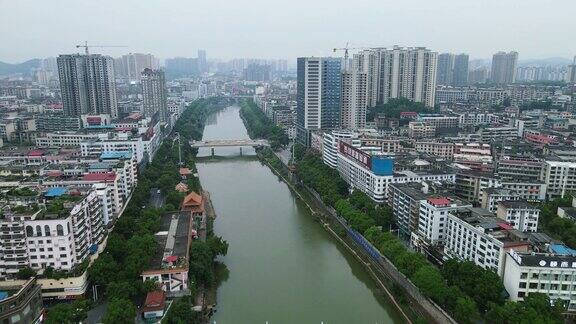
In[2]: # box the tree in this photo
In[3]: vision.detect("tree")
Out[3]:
[411,265,448,305]
[189,241,215,286]
[369,205,393,228]
[486,293,565,324]
[367,98,430,121]
[206,235,229,257]
[394,251,427,278]
[103,298,136,324]
[143,279,160,293]
[45,304,74,324]
[88,254,120,288]
[453,296,480,324]
[442,259,505,312]
[16,266,36,279]
[162,297,199,324]
[106,280,139,300]
[45,299,90,324]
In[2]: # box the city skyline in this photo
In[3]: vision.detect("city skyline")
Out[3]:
[1,0,575,63]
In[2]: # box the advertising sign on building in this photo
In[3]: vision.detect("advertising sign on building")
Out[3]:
[339,141,371,169]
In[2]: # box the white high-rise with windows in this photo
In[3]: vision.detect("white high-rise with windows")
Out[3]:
[142,68,168,122]
[341,70,368,130]
[353,50,381,108]
[490,51,518,84]
[379,46,438,107]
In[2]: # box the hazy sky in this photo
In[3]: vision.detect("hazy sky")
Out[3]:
[1,0,574,63]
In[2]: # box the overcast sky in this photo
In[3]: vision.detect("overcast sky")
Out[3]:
[1,0,574,63]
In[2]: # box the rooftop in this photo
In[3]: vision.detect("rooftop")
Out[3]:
[143,290,166,313]
[550,244,576,256]
[100,151,132,160]
[146,211,193,272]
[44,187,67,198]
[451,207,529,246]
[499,200,538,209]
[81,172,116,182]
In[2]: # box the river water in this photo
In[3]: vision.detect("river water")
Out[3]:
[196,105,401,324]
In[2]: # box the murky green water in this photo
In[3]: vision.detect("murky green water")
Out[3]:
[196,105,402,324]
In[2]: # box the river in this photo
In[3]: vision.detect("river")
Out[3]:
[196,105,402,324]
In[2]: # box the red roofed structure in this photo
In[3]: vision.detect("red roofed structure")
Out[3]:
[82,172,116,182]
[142,290,166,319]
[498,222,513,230]
[27,150,44,157]
[181,191,205,216]
[165,255,178,263]
[427,197,451,207]
[179,168,192,176]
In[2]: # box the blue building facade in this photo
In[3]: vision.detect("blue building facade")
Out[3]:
[296,57,341,146]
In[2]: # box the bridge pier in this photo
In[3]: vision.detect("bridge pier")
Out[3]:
[211,147,215,156]
[239,147,243,156]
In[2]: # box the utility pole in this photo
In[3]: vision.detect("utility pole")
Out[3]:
[176,133,183,166]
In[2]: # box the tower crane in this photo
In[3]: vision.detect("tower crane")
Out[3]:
[332,43,370,69]
[75,41,127,55]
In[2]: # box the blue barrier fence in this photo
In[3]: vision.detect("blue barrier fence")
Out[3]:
[346,228,382,263]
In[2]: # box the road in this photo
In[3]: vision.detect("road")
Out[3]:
[149,188,165,208]
[86,303,107,324]
[276,142,293,165]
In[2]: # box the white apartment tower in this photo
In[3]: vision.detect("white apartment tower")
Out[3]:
[379,46,438,108]
[114,53,160,81]
[141,68,168,122]
[341,70,368,130]
[490,51,519,84]
[353,51,381,108]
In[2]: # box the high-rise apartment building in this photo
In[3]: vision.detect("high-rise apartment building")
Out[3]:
[114,53,159,81]
[296,57,341,146]
[437,53,455,85]
[379,46,438,107]
[437,53,469,86]
[469,67,489,84]
[243,64,271,82]
[340,70,368,130]
[566,56,576,83]
[165,57,198,78]
[141,68,168,122]
[453,54,469,86]
[198,49,207,73]
[57,54,118,118]
[490,51,518,84]
[353,50,381,108]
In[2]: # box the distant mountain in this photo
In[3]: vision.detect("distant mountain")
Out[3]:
[0,59,41,76]
[518,57,574,67]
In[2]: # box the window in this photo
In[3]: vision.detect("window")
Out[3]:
[56,224,64,236]
[44,225,50,236]
[26,226,33,237]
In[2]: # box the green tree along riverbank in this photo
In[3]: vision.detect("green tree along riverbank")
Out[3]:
[241,97,566,323]
[46,98,230,323]
[239,98,289,150]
